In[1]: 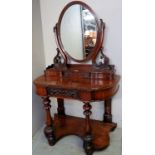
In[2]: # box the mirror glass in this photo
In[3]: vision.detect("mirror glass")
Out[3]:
[60,4,97,60]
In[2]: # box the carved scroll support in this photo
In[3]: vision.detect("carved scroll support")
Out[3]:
[53,24,67,65]
[104,98,112,123]
[100,47,109,65]
[42,96,56,145]
[83,102,93,155]
[57,98,65,116]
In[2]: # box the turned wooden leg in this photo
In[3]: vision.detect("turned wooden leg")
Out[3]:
[42,96,56,146]
[57,98,65,115]
[104,98,112,123]
[83,102,93,155]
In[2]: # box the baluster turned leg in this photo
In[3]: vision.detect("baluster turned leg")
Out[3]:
[42,96,56,146]
[104,98,112,123]
[83,102,93,155]
[57,98,65,115]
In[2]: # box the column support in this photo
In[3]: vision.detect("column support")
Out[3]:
[104,98,112,123]
[83,102,93,155]
[57,98,65,115]
[42,96,56,145]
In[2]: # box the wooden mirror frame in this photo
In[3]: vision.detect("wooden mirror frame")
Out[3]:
[53,1,106,65]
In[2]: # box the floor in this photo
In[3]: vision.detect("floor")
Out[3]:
[32,126,122,155]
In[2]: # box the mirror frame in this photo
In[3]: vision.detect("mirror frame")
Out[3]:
[54,1,105,64]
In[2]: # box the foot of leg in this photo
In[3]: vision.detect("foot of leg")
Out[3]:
[83,134,93,155]
[44,126,56,146]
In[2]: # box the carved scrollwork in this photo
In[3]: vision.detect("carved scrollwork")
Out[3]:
[46,49,63,70]
[53,24,67,65]
[53,48,63,64]
[99,47,109,65]
[47,88,79,98]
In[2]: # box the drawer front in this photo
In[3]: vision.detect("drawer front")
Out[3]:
[47,87,79,99]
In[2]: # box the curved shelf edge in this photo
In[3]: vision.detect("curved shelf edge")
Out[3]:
[53,114,117,150]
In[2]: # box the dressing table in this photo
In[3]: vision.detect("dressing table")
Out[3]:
[33,1,120,155]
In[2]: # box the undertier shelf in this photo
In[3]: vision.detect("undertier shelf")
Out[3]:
[54,114,117,150]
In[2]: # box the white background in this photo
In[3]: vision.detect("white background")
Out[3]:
[0,0,155,155]
[32,0,45,135]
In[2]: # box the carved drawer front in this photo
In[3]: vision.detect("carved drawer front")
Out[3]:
[47,87,79,99]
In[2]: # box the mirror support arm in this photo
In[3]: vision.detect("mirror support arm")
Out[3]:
[53,24,67,65]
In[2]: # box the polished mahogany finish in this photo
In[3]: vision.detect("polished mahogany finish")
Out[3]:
[34,71,120,155]
[54,114,117,149]
[34,74,119,101]
[57,98,65,115]
[33,1,120,155]
[104,98,112,123]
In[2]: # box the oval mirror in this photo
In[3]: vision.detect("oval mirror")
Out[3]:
[60,4,98,60]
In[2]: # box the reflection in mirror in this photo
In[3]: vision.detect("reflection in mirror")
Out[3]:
[81,7,97,57]
[60,5,97,60]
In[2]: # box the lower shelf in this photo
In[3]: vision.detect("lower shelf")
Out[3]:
[54,114,117,150]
